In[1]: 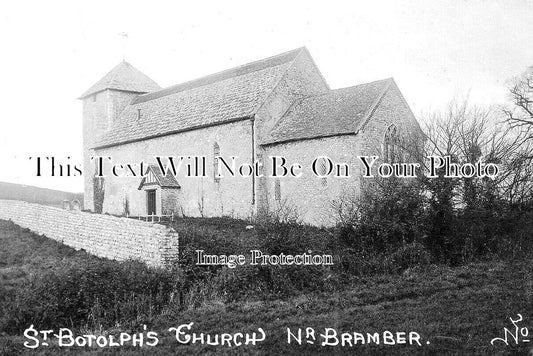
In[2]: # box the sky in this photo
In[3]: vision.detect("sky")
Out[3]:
[0,0,532,193]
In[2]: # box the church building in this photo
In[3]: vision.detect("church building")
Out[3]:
[80,47,421,226]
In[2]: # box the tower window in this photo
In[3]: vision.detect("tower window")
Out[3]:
[213,142,220,183]
[92,93,97,102]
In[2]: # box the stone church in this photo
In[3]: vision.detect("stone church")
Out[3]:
[80,47,421,226]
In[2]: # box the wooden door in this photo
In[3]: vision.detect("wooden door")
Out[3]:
[146,190,156,215]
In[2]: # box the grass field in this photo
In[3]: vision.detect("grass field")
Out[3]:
[0,219,532,355]
[0,182,83,208]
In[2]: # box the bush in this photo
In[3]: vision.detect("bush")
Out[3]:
[169,213,337,304]
[335,247,389,277]
[333,177,427,254]
[384,242,432,273]
[1,258,176,333]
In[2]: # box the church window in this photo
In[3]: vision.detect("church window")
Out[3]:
[274,179,281,201]
[92,93,97,102]
[213,142,220,183]
[318,158,328,187]
[383,125,399,163]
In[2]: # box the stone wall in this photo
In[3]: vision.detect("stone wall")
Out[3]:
[254,49,330,215]
[358,82,423,158]
[263,135,359,226]
[0,200,179,267]
[93,119,255,219]
[260,82,421,227]
[82,89,141,211]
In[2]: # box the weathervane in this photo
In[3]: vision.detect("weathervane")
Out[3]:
[119,32,129,62]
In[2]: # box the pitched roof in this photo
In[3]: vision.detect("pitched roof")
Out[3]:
[263,78,393,145]
[138,164,180,189]
[79,61,161,99]
[93,48,307,149]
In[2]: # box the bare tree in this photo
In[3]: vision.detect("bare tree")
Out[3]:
[420,99,533,204]
[501,67,533,202]
[505,67,533,142]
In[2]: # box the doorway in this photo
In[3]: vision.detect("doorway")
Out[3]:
[146,190,156,215]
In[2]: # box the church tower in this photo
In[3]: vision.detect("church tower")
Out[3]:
[79,61,160,211]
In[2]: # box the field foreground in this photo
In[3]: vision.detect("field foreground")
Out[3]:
[0,219,532,355]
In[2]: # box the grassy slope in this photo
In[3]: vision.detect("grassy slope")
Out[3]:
[0,219,532,355]
[0,181,83,207]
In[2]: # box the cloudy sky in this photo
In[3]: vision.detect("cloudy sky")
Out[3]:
[0,0,532,192]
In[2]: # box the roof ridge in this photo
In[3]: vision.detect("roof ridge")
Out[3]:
[108,63,122,86]
[329,78,393,92]
[251,47,306,116]
[268,97,305,135]
[300,47,330,90]
[132,47,306,105]
[262,77,397,146]
[355,79,394,134]
[292,78,393,101]
[79,61,160,99]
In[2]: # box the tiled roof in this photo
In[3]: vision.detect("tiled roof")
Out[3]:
[80,61,161,99]
[93,48,305,149]
[138,164,180,189]
[263,78,393,145]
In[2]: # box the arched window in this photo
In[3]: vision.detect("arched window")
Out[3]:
[274,179,281,201]
[383,125,399,163]
[318,158,328,187]
[213,142,220,183]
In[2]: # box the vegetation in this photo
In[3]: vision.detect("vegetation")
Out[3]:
[328,96,533,269]
[0,219,532,355]
[1,70,533,354]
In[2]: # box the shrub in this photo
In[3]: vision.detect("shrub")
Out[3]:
[169,212,337,305]
[333,177,427,255]
[334,247,389,277]
[1,258,176,333]
[384,242,432,273]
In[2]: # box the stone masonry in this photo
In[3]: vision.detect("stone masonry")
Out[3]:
[80,48,422,227]
[0,200,179,267]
